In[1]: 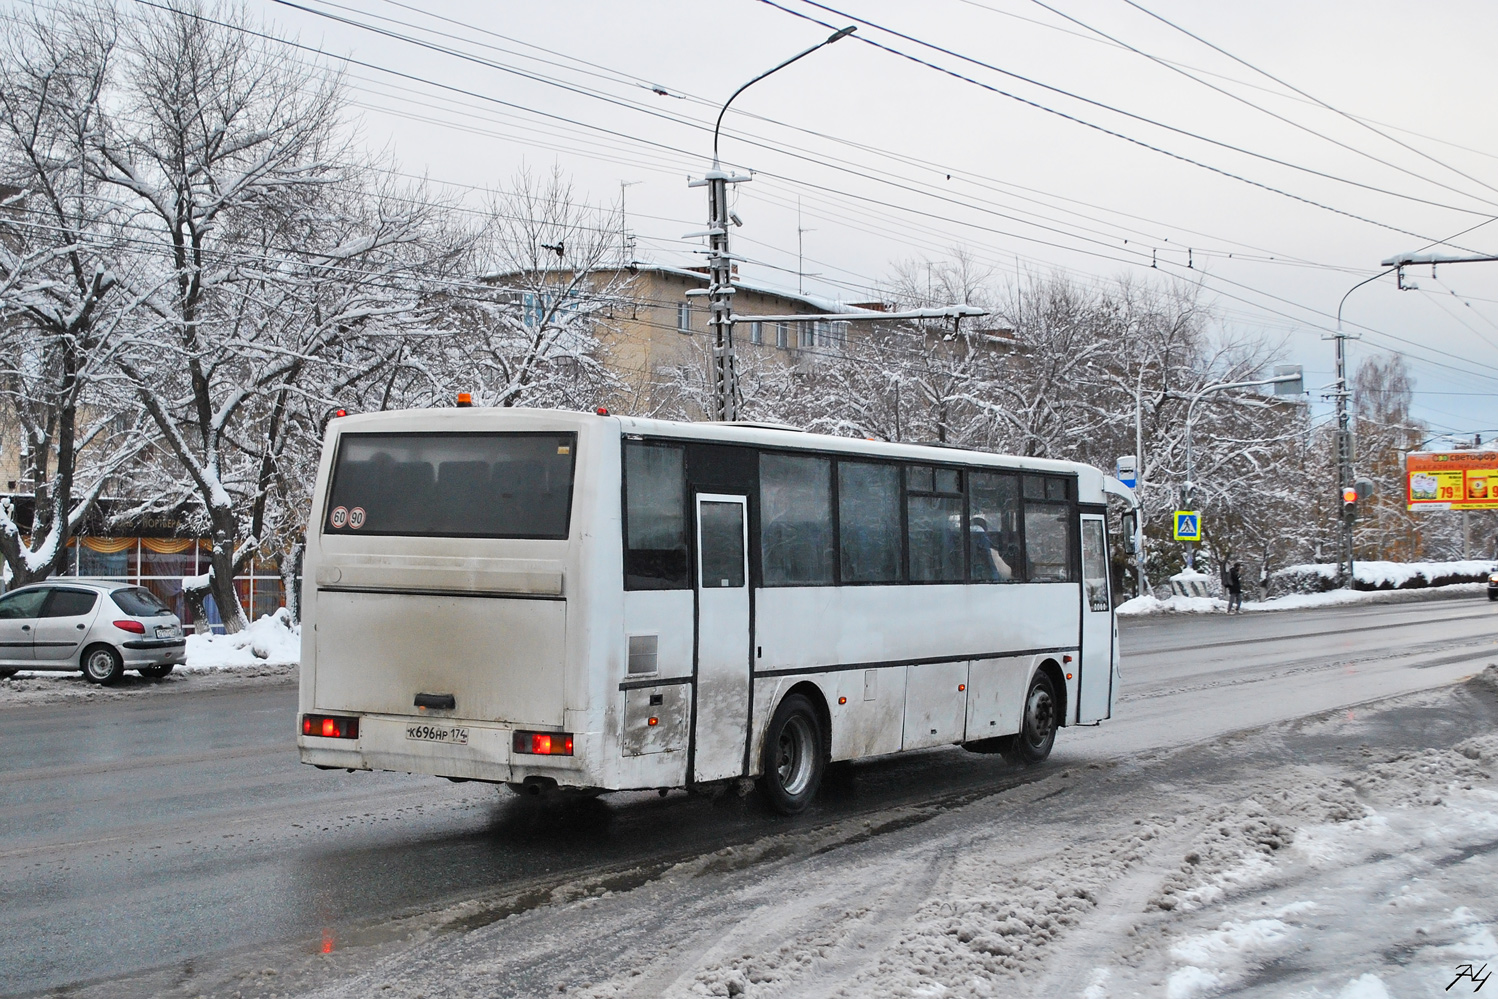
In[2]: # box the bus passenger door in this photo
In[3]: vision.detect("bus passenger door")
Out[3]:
[1077,512,1114,722]
[692,494,751,782]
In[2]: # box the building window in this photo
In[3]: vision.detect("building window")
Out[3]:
[799,322,815,349]
[677,301,692,333]
[833,321,849,349]
[749,321,763,345]
[776,322,789,348]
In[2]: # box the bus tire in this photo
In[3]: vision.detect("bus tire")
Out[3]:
[760,693,825,815]
[1004,670,1059,765]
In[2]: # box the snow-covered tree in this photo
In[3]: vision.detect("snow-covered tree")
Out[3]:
[0,3,147,585]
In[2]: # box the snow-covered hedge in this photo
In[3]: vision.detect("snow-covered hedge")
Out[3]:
[1269,559,1497,595]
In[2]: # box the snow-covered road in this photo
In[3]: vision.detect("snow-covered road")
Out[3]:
[8,595,1497,999]
[298,672,1498,999]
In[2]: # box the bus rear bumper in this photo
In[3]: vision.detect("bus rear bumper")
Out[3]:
[298,713,595,786]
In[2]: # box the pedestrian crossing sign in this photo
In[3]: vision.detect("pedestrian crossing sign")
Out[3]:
[1173,510,1201,541]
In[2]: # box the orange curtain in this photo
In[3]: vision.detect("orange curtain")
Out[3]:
[82,537,136,554]
[141,537,197,554]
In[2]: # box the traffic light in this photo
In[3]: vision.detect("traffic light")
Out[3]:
[1342,485,1358,520]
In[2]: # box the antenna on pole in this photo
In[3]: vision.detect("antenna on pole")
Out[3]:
[618,180,642,268]
[797,198,816,295]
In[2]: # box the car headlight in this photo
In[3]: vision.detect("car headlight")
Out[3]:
[1488,573,1498,584]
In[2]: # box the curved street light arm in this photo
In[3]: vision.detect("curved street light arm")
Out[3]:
[713,26,856,165]
[1337,266,1398,329]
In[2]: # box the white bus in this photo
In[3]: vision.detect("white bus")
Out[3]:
[297,407,1132,813]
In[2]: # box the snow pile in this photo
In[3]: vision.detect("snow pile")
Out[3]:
[1118,581,1486,615]
[1165,908,1307,998]
[1272,558,1497,594]
[1116,594,1225,616]
[184,608,300,670]
[1149,782,1362,913]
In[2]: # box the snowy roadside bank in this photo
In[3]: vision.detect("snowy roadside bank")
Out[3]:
[0,610,299,707]
[282,668,1498,999]
[1119,581,1488,617]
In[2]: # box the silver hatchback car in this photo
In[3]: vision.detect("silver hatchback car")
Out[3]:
[0,579,186,685]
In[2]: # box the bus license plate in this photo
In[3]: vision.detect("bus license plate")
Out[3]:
[405,723,469,745]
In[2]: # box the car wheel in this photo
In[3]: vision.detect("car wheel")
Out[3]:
[1003,669,1059,765]
[0,668,18,680]
[760,693,825,815]
[82,645,124,686]
[1489,591,1497,602]
[139,665,174,679]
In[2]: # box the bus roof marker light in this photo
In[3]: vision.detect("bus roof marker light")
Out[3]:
[456,392,472,407]
[596,406,609,416]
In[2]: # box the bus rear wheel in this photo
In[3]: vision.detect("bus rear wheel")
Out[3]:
[1004,670,1059,765]
[760,694,825,815]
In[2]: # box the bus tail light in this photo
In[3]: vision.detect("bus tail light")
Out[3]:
[302,714,359,739]
[113,620,146,634]
[513,731,574,756]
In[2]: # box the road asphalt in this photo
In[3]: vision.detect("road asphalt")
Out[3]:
[1,594,1494,998]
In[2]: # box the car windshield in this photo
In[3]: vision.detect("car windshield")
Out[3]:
[112,587,169,616]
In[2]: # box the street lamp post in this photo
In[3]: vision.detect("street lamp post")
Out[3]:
[1181,368,1304,569]
[692,26,855,422]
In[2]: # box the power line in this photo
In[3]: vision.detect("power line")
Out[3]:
[1118,0,1498,210]
[765,0,1498,231]
[1021,0,1498,211]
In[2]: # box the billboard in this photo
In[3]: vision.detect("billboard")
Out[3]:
[1405,451,1498,510]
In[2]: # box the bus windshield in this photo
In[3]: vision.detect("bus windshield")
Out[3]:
[324,432,576,539]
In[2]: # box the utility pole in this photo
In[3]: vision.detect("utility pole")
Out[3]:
[1331,268,1394,587]
[693,24,855,422]
[1332,327,1355,583]
[687,168,747,421]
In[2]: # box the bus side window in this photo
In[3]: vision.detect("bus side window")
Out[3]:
[760,454,835,586]
[624,443,689,589]
[1023,503,1074,582]
[968,471,1020,582]
[837,461,900,583]
[906,465,964,583]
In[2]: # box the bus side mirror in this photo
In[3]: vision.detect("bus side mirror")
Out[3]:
[1120,513,1138,554]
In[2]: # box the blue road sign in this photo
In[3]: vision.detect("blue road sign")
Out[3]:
[1173,510,1201,541]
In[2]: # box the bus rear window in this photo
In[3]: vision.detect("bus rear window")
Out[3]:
[325,432,576,539]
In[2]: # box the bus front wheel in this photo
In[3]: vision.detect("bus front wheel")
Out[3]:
[760,694,825,815]
[1004,670,1059,765]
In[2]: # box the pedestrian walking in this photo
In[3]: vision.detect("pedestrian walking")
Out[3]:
[1227,562,1243,614]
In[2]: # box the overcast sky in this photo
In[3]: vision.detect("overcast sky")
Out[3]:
[252,0,1498,440]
